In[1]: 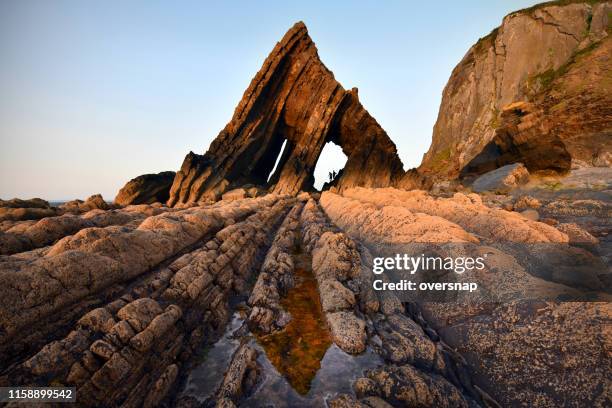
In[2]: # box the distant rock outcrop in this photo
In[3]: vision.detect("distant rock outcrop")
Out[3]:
[0,198,57,222]
[167,22,407,206]
[115,171,176,206]
[0,198,51,209]
[420,1,612,179]
[59,194,110,213]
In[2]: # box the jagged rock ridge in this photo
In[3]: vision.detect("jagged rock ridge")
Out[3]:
[167,22,409,206]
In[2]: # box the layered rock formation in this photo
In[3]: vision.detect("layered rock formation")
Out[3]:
[0,194,296,406]
[1,185,609,406]
[164,2,611,202]
[420,1,612,178]
[0,194,110,222]
[115,171,176,206]
[0,206,156,255]
[59,194,110,213]
[167,22,407,206]
[0,194,118,254]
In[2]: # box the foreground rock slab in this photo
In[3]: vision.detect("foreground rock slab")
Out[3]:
[320,186,611,407]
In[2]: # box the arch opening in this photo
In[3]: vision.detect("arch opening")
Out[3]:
[267,139,288,183]
[313,141,348,191]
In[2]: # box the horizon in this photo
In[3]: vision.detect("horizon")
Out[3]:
[0,0,542,201]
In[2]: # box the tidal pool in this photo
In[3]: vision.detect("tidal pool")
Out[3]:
[255,249,332,394]
[180,247,382,407]
[243,343,382,407]
[180,312,245,402]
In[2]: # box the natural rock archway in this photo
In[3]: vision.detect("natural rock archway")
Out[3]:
[167,22,406,206]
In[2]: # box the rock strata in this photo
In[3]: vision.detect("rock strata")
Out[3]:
[248,203,303,333]
[1,187,607,406]
[300,199,367,354]
[0,194,298,407]
[215,345,260,407]
[0,204,166,255]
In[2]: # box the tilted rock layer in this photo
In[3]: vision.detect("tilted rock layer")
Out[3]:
[0,194,296,406]
[420,1,612,178]
[166,3,611,202]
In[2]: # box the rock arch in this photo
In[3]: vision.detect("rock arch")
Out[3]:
[167,22,406,206]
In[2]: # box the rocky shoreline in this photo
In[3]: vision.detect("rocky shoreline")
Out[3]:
[1,1,610,406]
[0,181,609,406]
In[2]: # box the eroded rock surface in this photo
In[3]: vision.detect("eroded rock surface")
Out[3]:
[339,187,568,243]
[1,193,298,407]
[1,187,607,407]
[215,345,260,407]
[472,163,530,194]
[59,194,110,213]
[320,187,611,407]
[300,199,368,354]
[0,198,58,222]
[0,206,157,255]
[248,203,303,333]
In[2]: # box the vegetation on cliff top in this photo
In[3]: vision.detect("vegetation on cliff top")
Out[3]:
[514,0,604,16]
[474,0,605,56]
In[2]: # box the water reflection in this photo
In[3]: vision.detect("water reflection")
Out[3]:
[256,254,332,394]
[181,312,245,401]
[244,343,382,407]
[180,249,382,407]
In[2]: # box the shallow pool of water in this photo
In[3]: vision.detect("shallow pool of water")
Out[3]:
[180,312,245,402]
[180,246,382,407]
[243,342,381,407]
[255,251,332,395]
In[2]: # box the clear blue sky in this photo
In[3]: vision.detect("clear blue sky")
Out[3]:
[0,0,541,200]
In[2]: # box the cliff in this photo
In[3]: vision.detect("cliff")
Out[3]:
[420,0,612,179]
